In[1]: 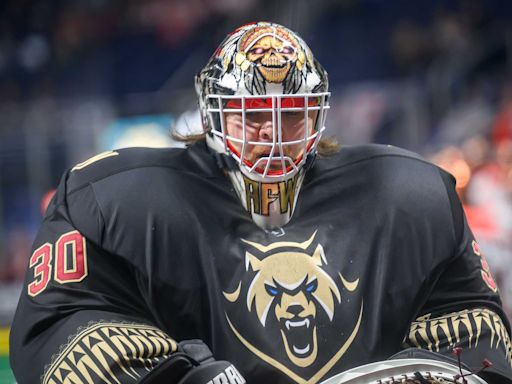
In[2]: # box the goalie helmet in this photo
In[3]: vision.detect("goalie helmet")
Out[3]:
[195,21,330,230]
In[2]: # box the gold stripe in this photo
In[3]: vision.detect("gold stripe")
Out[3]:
[0,327,9,355]
[71,151,119,171]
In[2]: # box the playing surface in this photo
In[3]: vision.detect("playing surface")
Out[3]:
[0,329,14,384]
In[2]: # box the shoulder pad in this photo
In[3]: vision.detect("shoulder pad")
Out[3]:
[66,147,187,193]
[317,144,428,172]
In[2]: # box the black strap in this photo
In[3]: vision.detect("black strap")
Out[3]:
[138,353,197,384]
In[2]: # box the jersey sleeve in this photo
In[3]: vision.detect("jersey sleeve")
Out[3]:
[403,169,512,382]
[9,170,178,384]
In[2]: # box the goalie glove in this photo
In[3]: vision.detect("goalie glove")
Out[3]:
[319,348,489,384]
[138,339,246,384]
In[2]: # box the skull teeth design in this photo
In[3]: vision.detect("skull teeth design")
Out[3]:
[261,57,287,68]
[262,64,287,71]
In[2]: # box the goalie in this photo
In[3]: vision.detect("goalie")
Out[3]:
[9,21,512,384]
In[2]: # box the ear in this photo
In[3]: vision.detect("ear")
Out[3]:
[311,244,327,266]
[246,252,262,272]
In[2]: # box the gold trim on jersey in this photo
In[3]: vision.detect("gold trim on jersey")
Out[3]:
[404,307,512,366]
[42,322,177,384]
[71,151,119,171]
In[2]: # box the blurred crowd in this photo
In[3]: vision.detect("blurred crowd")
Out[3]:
[1,0,512,324]
[430,106,512,314]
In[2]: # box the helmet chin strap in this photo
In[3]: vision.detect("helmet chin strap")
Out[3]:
[206,134,315,231]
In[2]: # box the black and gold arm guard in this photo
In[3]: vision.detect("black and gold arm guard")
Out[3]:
[403,307,512,383]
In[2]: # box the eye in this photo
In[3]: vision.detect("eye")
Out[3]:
[251,47,265,55]
[265,284,280,296]
[282,111,302,120]
[281,46,294,54]
[305,279,317,293]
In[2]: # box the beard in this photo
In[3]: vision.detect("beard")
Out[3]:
[246,145,304,169]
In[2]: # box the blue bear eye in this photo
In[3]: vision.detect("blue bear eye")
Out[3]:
[305,280,317,293]
[265,284,279,296]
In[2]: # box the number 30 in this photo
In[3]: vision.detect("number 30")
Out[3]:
[28,231,88,297]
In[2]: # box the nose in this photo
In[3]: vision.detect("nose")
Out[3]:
[286,304,305,316]
[258,120,274,141]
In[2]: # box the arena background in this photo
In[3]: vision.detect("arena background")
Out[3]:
[1,0,512,382]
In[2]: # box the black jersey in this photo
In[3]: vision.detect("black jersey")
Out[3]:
[9,142,512,383]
